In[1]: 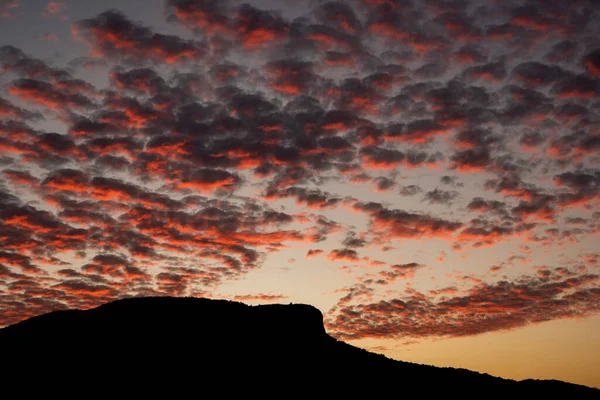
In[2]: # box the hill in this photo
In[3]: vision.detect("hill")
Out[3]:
[1,296,597,397]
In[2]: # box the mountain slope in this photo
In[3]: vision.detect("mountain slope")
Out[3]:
[1,296,597,397]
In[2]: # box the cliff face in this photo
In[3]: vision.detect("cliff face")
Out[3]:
[1,296,598,398]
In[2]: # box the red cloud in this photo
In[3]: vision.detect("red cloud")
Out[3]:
[43,169,90,193]
[3,169,39,187]
[168,0,234,35]
[377,263,424,284]
[328,248,360,262]
[45,2,65,15]
[9,79,94,110]
[236,4,287,49]
[327,270,600,340]
[306,249,324,258]
[359,205,462,240]
[73,11,204,63]
[175,169,241,193]
[584,51,600,76]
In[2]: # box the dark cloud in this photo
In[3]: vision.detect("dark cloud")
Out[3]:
[0,45,70,80]
[264,186,341,209]
[511,195,557,222]
[110,68,167,94]
[236,3,288,49]
[42,169,90,193]
[467,197,508,217]
[423,188,460,206]
[551,75,600,99]
[366,206,463,240]
[73,10,205,63]
[399,185,423,196]
[9,79,95,110]
[454,128,498,149]
[464,61,507,82]
[91,176,182,209]
[328,248,360,262]
[450,148,491,172]
[553,171,600,207]
[385,119,453,143]
[82,254,149,280]
[0,97,42,121]
[512,62,571,86]
[306,249,324,258]
[342,232,368,248]
[166,0,235,34]
[372,176,396,192]
[377,262,425,284]
[583,49,600,76]
[265,59,316,95]
[440,175,462,187]
[315,1,361,34]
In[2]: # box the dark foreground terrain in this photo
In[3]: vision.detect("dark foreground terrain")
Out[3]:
[1,296,597,397]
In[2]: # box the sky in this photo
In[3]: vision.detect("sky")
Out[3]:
[0,0,599,388]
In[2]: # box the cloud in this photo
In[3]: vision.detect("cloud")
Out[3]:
[45,2,65,16]
[42,169,90,193]
[362,205,463,240]
[584,49,600,76]
[328,248,360,262]
[1,0,600,337]
[464,61,506,82]
[372,176,396,192]
[264,186,341,209]
[110,68,167,94]
[450,148,491,172]
[0,45,70,80]
[423,188,460,206]
[385,120,454,143]
[327,270,600,340]
[265,59,315,95]
[175,168,241,193]
[73,10,205,63]
[553,171,600,207]
[512,61,570,86]
[166,0,235,35]
[87,255,149,280]
[315,1,361,34]
[232,293,288,302]
[0,97,42,120]
[306,249,324,258]
[3,169,39,187]
[467,197,508,217]
[236,4,288,49]
[399,185,423,196]
[9,79,95,110]
[0,251,44,274]
[377,263,425,284]
[360,146,440,170]
[0,0,17,18]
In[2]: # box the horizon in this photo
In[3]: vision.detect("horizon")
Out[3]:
[0,0,599,389]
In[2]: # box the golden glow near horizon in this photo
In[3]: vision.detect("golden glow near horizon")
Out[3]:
[358,314,600,389]
[1,0,599,389]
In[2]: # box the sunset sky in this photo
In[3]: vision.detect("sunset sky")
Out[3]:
[1,0,599,388]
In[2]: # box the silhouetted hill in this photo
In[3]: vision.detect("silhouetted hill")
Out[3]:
[2,297,597,397]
